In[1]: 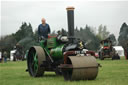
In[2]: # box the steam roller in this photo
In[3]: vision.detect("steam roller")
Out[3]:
[26,6,100,81]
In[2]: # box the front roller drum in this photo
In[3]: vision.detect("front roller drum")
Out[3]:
[61,56,99,80]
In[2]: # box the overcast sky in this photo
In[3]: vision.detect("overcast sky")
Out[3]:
[1,1,128,38]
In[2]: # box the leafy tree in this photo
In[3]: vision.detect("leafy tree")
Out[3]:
[108,34,117,45]
[0,35,16,57]
[14,22,33,42]
[118,22,128,47]
[96,24,110,40]
[74,25,100,51]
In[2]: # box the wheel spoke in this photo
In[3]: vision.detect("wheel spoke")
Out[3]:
[33,53,38,72]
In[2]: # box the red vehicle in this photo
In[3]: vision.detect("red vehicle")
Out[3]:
[99,38,120,60]
[124,44,128,60]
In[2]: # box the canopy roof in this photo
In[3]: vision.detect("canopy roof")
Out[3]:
[113,46,124,50]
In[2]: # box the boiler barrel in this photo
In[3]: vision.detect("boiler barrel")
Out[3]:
[50,45,64,60]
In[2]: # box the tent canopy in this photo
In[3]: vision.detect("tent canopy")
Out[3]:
[113,46,124,56]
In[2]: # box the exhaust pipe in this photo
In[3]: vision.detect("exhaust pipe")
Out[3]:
[66,6,75,43]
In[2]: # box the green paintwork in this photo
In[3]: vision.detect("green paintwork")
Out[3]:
[33,53,38,72]
[39,37,64,61]
[50,44,64,60]
[47,38,58,48]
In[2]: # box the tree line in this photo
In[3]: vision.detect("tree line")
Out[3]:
[0,22,127,57]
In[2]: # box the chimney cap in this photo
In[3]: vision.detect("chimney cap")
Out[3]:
[66,6,75,10]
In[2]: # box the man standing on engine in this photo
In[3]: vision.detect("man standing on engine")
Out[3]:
[38,18,51,39]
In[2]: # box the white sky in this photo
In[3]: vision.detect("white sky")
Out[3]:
[1,0,128,38]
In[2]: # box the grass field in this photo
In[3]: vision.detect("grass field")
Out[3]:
[0,58,128,85]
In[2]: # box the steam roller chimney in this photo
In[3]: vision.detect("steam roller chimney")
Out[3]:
[66,6,75,43]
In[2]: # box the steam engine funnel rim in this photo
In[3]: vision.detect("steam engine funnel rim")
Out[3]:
[66,6,75,10]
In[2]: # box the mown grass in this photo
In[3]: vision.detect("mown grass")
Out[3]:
[0,57,128,85]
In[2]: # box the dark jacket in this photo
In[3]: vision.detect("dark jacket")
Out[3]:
[38,23,51,38]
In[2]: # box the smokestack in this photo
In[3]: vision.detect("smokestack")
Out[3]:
[66,6,75,43]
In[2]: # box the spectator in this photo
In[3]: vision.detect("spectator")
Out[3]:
[3,51,7,63]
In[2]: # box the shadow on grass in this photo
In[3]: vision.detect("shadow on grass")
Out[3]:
[43,74,57,77]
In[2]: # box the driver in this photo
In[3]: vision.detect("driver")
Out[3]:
[38,18,51,40]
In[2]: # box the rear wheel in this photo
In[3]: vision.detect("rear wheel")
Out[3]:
[27,46,46,77]
[112,54,120,60]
